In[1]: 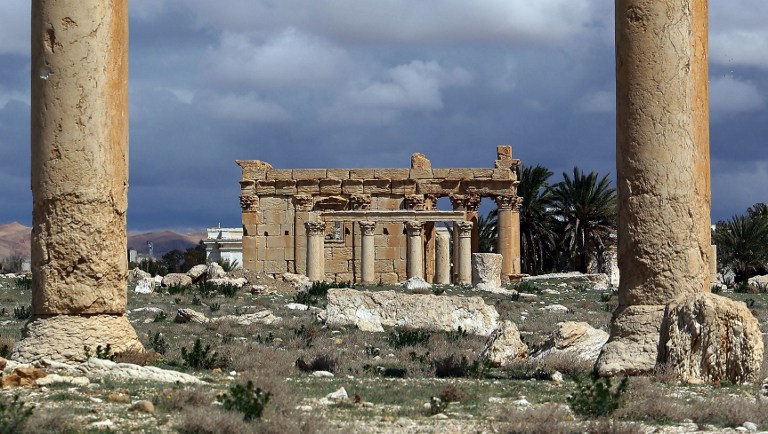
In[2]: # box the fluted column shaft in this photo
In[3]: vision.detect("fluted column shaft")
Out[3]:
[359,221,376,284]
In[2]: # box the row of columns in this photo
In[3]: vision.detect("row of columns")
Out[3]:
[304,220,474,284]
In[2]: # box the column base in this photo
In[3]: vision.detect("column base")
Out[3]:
[12,314,144,364]
[594,304,665,377]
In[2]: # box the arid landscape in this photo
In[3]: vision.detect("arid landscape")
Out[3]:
[3,269,768,433]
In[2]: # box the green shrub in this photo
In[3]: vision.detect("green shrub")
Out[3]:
[135,259,168,277]
[216,258,240,273]
[293,281,351,306]
[167,283,192,295]
[294,324,318,348]
[567,375,628,418]
[387,328,431,349]
[209,302,221,312]
[13,305,31,320]
[433,355,491,379]
[218,380,271,421]
[295,353,337,373]
[181,338,219,370]
[0,394,34,433]
[734,281,750,293]
[13,276,31,291]
[84,344,116,361]
[445,327,469,342]
[153,311,168,322]
[149,332,167,355]
[215,283,239,298]
[513,280,540,294]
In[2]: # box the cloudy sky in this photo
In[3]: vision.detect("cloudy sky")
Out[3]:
[0,1,766,231]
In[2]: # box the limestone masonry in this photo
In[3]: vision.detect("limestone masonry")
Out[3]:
[236,146,523,284]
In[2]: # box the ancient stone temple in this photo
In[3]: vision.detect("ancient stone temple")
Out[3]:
[13,0,143,362]
[596,0,762,383]
[237,146,522,284]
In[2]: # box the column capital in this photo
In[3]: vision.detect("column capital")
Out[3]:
[358,220,377,236]
[294,194,313,212]
[457,221,473,237]
[240,194,258,212]
[495,195,523,211]
[465,194,481,212]
[349,194,371,210]
[405,220,424,236]
[304,221,326,236]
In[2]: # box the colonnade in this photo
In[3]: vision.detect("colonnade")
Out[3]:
[304,219,478,284]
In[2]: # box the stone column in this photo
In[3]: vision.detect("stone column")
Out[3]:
[294,195,313,275]
[596,0,712,376]
[435,228,451,284]
[305,221,326,282]
[14,0,143,363]
[359,221,376,285]
[450,194,467,283]
[465,195,481,254]
[456,221,473,285]
[495,195,523,278]
[710,244,718,283]
[405,221,424,280]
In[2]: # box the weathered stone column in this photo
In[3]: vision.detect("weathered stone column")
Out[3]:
[405,221,424,280]
[305,221,326,282]
[359,221,376,285]
[495,195,523,277]
[710,244,718,283]
[294,195,313,275]
[14,0,143,363]
[596,0,713,376]
[435,228,451,284]
[457,221,473,284]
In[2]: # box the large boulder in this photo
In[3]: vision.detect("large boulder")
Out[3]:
[282,273,311,291]
[207,277,248,288]
[531,321,609,365]
[207,262,226,279]
[748,275,768,293]
[134,278,155,294]
[661,292,763,384]
[481,320,528,367]
[161,273,192,288]
[186,264,208,282]
[472,253,503,292]
[595,304,666,377]
[402,277,431,291]
[325,289,499,335]
[128,268,151,282]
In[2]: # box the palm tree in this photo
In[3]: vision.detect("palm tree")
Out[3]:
[517,164,557,274]
[713,213,768,283]
[477,209,497,253]
[550,167,617,273]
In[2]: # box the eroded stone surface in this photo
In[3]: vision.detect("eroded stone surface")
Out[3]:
[481,320,528,367]
[661,292,763,384]
[162,273,192,288]
[325,288,498,335]
[472,253,503,292]
[12,315,143,364]
[596,305,665,376]
[532,321,608,365]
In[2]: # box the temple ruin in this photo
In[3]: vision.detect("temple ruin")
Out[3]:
[236,147,523,284]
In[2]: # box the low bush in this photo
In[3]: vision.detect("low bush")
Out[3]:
[181,338,220,370]
[387,328,431,349]
[13,305,31,320]
[567,375,628,418]
[218,380,271,421]
[295,353,337,373]
[0,394,34,434]
[293,281,351,306]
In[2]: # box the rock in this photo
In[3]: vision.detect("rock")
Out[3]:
[128,268,151,282]
[325,289,499,336]
[68,358,202,383]
[518,293,538,302]
[551,371,564,385]
[129,400,155,413]
[186,264,208,282]
[175,308,209,324]
[660,292,763,384]
[251,285,269,294]
[134,278,154,294]
[481,321,528,367]
[208,277,248,288]
[154,275,163,285]
[132,307,164,314]
[540,304,569,313]
[472,253,503,292]
[35,374,90,386]
[108,392,131,403]
[213,310,281,326]
[743,422,758,432]
[326,387,348,401]
[402,277,431,291]
[282,272,311,290]
[532,321,609,365]
[90,420,114,428]
[1,367,47,387]
[595,304,666,377]
[161,273,192,288]
[313,370,335,378]
[747,275,768,293]
[285,303,309,311]
[207,262,226,279]
[0,357,5,370]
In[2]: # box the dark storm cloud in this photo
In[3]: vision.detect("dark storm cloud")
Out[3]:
[0,1,766,230]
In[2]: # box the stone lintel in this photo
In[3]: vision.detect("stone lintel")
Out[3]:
[321,210,466,223]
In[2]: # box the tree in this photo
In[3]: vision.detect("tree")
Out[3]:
[713,212,768,283]
[516,164,557,274]
[550,167,617,273]
[162,249,185,273]
[477,210,497,253]
[183,241,207,271]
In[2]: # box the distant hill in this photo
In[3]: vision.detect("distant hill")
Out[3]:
[0,222,206,259]
[0,222,32,259]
